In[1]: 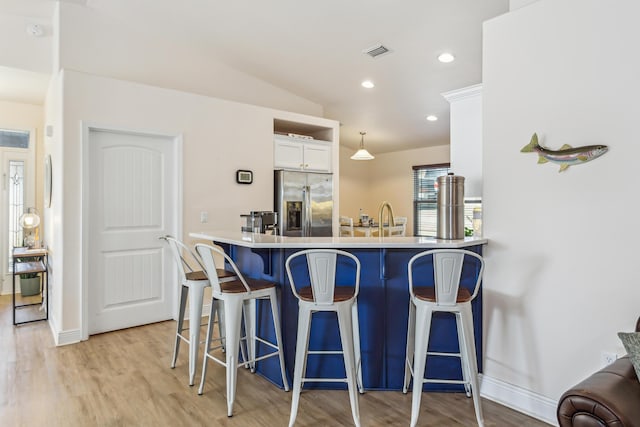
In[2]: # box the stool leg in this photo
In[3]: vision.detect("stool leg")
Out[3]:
[172,285,189,369]
[337,304,361,427]
[188,282,207,386]
[461,303,484,426]
[351,301,364,394]
[403,300,416,393]
[216,299,226,352]
[198,298,217,395]
[410,304,432,427]
[455,311,472,397]
[289,306,312,427]
[224,297,244,417]
[242,299,255,371]
[269,290,290,391]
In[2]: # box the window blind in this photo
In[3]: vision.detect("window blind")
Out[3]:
[413,164,482,237]
[412,164,450,236]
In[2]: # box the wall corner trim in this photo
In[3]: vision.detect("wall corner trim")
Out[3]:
[480,374,558,425]
[49,318,82,346]
[442,83,483,103]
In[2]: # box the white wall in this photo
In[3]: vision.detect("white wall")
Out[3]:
[482,0,640,420]
[43,72,63,337]
[509,0,540,10]
[56,2,322,118]
[339,144,450,236]
[444,84,483,198]
[50,69,338,338]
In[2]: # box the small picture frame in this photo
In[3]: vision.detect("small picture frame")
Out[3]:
[236,169,253,184]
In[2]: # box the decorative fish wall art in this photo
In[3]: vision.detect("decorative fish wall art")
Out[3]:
[520,133,608,172]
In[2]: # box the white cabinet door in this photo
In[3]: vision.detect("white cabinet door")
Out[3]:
[303,142,331,172]
[274,138,304,170]
[274,136,332,172]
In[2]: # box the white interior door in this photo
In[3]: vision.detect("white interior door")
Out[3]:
[88,129,177,334]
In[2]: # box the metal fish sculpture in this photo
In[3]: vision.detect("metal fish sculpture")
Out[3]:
[520,133,608,172]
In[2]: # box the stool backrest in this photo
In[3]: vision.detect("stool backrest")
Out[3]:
[408,249,484,306]
[394,216,408,236]
[160,235,204,284]
[286,249,360,305]
[195,243,249,294]
[339,216,354,237]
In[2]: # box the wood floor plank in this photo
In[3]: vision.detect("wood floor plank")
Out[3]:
[0,295,550,426]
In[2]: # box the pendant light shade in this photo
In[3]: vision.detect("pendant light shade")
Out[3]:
[351,131,375,160]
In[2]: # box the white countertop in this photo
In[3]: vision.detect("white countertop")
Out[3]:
[189,230,487,249]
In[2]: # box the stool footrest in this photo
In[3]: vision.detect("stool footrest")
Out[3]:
[302,378,349,383]
[426,351,462,357]
[307,350,343,355]
[423,379,467,385]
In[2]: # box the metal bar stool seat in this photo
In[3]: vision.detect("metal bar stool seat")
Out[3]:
[160,236,235,386]
[195,243,289,417]
[403,249,485,427]
[286,249,364,427]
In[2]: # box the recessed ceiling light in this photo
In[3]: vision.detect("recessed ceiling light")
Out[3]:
[437,52,455,63]
[361,80,375,89]
[426,115,438,121]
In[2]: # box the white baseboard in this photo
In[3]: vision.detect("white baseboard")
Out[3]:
[480,374,558,426]
[48,317,82,346]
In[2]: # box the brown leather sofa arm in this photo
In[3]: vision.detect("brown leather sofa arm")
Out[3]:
[557,356,640,427]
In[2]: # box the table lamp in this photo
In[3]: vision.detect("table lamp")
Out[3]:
[19,207,40,248]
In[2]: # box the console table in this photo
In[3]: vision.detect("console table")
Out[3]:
[12,247,48,325]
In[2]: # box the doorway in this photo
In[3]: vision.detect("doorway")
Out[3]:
[84,127,181,336]
[0,129,35,295]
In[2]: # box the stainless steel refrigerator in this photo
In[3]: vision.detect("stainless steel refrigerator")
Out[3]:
[274,170,333,237]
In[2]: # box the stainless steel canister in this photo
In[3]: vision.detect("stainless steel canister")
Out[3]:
[436,174,465,239]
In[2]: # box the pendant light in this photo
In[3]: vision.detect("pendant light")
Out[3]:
[350,131,375,160]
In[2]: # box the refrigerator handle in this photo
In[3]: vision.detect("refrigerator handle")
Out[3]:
[303,185,311,237]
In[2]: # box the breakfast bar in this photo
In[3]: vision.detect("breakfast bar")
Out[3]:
[190,231,487,392]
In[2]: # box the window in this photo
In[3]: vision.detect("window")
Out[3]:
[1,129,30,272]
[413,164,450,236]
[0,129,29,148]
[413,164,482,237]
[7,160,25,271]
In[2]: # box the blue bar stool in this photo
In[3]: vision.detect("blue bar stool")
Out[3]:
[286,249,364,427]
[403,249,485,427]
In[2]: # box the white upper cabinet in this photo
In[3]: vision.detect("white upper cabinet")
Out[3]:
[274,135,332,172]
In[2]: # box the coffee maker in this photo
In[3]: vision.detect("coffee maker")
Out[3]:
[240,211,278,234]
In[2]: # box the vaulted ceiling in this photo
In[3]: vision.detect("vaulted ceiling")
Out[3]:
[0,0,509,153]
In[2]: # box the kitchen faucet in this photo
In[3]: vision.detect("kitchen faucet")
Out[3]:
[378,201,395,237]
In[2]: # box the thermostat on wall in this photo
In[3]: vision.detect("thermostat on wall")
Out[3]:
[236,170,253,184]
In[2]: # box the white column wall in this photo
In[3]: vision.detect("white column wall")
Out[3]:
[444,84,483,198]
[483,0,640,410]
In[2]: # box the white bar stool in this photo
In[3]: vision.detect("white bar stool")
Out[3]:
[285,249,364,427]
[161,236,236,386]
[403,249,485,427]
[195,243,289,417]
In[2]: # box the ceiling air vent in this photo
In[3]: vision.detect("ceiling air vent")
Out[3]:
[363,44,391,58]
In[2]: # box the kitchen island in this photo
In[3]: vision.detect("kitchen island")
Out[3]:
[189,230,487,392]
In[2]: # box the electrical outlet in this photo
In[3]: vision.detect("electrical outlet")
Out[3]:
[601,351,618,367]
[200,211,208,223]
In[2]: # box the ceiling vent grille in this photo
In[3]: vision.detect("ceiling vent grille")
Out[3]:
[363,44,391,58]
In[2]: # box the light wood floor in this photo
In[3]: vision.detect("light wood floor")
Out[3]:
[0,295,550,426]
